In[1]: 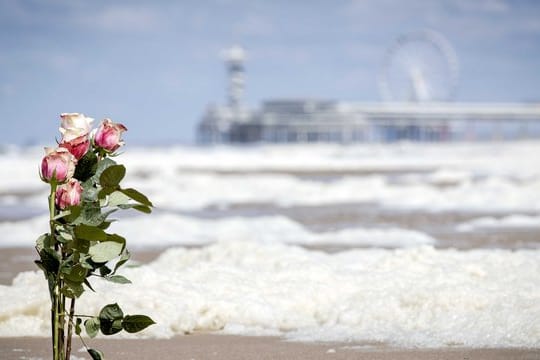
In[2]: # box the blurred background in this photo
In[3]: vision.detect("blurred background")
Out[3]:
[1,0,539,145]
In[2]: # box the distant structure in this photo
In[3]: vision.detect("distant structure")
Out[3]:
[197,34,540,144]
[223,45,246,110]
[378,30,459,103]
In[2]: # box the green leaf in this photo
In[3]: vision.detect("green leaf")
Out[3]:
[107,233,126,250]
[94,158,116,180]
[89,241,123,263]
[74,149,98,182]
[71,237,90,253]
[36,248,60,274]
[53,210,71,220]
[99,303,124,321]
[106,275,132,284]
[62,264,88,283]
[99,265,112,277]
[117,203,152,214]
[76,204,117,227]
[57,229,73,243]
[98,186,116,200]
[64,205,82,223]
[83,184,100,202]
[35,233,51,253]
[122,315,156,333]
[113,251,130,274]
[100,165,125,188]
[85,317,100,338]
[74,224,107,241]
[99,303,124,335]
[133,204,152,214]
[108,191,132,207]
[120,188,153,207]
[61,280,84,298]
[75,318,82,336]
[100,319,123,335]
[99,220,113,230]
[87,348,104,360]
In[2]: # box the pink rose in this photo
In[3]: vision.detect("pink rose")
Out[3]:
[55,179,83,209]
[60,134,90,160]
[40,147,77,183]
[94,118,127,152]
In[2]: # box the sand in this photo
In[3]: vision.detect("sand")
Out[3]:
[1,335,539,360]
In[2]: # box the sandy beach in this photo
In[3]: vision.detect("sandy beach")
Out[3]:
[1,336,539,360]
[1,142,540,358]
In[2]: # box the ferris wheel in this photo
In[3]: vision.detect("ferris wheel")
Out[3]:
[379,30,459,102]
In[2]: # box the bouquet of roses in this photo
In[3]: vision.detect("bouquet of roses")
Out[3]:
[37,113,155,360]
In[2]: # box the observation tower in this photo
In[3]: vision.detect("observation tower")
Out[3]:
[222,45,246,111]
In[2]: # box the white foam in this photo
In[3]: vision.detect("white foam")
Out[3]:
[91,142,540,212]
[0,214,434,248]
[0,241,539,348]
[113,214,434,248]
[129,172,540,212]
[2,142,540,213]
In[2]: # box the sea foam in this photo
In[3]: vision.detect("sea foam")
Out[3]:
[2,142,540,213]
[0,214,434,248]
[1,241,539,348]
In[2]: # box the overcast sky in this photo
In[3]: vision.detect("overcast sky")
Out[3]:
[1,0,539,145]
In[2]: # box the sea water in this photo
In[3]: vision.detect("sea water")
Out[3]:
[0,141,539,347]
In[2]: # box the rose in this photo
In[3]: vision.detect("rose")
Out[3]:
[59,113,93,142]
[40,147,77,183]
[60,135,90,160]
[94,118,127,152]
[59,113,93,159]
[55,178,83,209]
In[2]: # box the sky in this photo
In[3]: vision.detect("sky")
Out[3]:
[1,0,539,145]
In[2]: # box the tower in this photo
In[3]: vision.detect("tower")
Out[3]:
[222,45,246,110]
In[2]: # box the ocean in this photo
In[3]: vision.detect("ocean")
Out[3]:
[0,141,539,348]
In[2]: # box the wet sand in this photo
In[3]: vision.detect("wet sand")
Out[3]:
[174,165,438,178]
[1,336,539,360]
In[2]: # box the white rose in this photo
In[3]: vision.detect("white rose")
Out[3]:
[59,113,94,141]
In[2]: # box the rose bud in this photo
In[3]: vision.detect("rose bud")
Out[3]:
[59,113,93,141]
[55,178,83,209]
[60,134,90,160]
[94,118,127,152]
[40,147,77,183]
